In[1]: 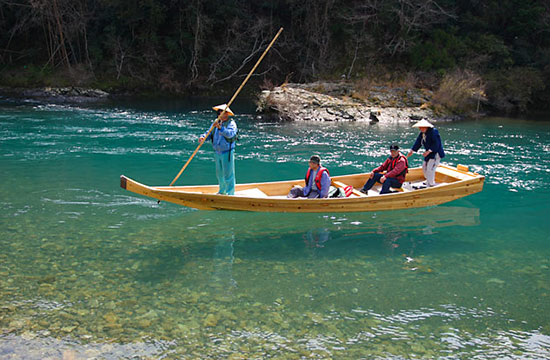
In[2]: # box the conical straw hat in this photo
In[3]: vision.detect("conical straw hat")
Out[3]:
[212,104,235,116]
[412,119,434,128]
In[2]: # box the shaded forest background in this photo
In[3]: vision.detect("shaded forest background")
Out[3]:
[1,0,549,113]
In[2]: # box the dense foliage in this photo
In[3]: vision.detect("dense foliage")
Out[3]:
[1,0,549,112]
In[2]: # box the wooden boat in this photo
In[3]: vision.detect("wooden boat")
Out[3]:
[120,164,484,213]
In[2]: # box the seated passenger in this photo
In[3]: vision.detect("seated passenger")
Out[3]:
[360,144,408,195]
[287,155,331,198]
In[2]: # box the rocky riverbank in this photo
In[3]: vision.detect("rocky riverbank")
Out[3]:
[0,87,110,103]
[256,82,465,123]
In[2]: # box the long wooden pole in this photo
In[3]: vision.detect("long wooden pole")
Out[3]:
[168,27,283,187]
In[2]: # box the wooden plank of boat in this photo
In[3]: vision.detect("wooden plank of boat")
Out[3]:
[120,164,484,213]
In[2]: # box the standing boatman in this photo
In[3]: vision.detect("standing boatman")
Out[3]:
[407,119,445,187]
[199,104,238,195]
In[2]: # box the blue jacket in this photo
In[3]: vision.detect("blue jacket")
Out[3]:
[303,168,331,198]
[203,119,238,154]
[411,127,445,161]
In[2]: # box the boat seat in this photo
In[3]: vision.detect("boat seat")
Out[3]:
[235,188,268,198]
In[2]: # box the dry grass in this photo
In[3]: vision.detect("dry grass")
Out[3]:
[260,78,275,91]
[432,70,486,114]
[352,77,371,101]
[351,67,422,102]
[351,68,487,114]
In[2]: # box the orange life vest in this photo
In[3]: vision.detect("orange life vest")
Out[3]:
[305,166,329,190]
[388,155,408,177]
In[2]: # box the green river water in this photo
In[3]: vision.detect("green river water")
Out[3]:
[0,97,549,359]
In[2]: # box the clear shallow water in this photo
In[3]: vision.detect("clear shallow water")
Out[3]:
[0,98,549,359]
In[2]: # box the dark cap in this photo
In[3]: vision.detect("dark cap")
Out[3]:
[309,155,321,164]
[389,144,399,151]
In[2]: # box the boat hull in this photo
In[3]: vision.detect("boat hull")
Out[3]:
[120,165,484,213]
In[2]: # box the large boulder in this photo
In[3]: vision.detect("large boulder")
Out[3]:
[256,83,436,122]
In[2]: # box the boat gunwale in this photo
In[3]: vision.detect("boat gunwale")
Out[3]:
[151,176,484,201]
[154,165,482,192]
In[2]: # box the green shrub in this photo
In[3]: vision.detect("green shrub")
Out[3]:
[485,67,545,114]
[464,34,513,70]
[410,29,467,72]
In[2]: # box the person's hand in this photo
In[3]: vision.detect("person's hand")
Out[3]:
[407,150,413,158]
[422,150,431,157]
[199,136,205,143]
[214,121,221,129]
[369,172,374,179]
[380,175,386,183]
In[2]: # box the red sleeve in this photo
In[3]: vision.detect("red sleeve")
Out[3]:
[373,158,390,173]
[385,157,406,178]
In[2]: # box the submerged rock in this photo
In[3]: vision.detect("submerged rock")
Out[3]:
[487,278,505,285]
[103,312,118,324]
[37,275,56,284]
[203,314,218,327]
[61,325,77,333]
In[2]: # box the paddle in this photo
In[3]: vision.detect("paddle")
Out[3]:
[167,27,284,188]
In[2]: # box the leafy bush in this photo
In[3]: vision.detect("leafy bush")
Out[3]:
[485,67,546,114]
[410,29,467,72]
[464,34,513,70]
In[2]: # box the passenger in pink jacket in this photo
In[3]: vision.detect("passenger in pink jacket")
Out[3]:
[360,144,409,195]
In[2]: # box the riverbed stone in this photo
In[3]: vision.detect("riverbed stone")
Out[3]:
[203,314,218,327]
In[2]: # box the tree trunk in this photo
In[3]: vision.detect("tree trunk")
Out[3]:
[189,0,202,84]
[52,0,71,68]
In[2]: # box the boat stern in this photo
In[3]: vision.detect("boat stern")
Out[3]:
[120,175,128,190]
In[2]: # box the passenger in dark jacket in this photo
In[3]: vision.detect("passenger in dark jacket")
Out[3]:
[407,119,445,187]
[361,144,408,195]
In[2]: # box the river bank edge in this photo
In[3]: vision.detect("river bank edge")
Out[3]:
[0,84,474,123]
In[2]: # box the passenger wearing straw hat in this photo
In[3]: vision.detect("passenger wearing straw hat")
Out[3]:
[199,104,238,195]
[407,119,445,187]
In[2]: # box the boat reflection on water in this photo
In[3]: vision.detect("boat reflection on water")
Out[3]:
[140,205,480,265]
[211,235,238,292]
[120,205,481,299]
[303,228,331,249]
[172,204,479,242]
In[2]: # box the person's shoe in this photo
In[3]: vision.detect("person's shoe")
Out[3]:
[359,188,368,195]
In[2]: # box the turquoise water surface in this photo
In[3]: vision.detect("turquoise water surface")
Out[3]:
[1,97,549,359]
